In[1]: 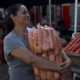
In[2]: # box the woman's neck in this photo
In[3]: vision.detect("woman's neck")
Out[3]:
[13,26,28,37]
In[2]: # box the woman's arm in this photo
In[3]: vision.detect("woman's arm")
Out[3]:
[10,46,65,72]
[62,50,71,62]
[61,50,71,69]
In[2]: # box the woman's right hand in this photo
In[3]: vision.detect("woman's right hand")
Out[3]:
[54,63,64,72]
[56,62,71,75]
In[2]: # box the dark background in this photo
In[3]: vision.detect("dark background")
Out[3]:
[0,0,80,8]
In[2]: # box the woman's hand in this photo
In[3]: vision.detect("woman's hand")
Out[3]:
[62,58,71,67]
[62,50,72,67]
[59,59,72,75]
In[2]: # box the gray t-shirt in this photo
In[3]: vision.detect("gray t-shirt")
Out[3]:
[4,32,35,80]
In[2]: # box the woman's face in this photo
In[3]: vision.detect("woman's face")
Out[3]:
[12,5,30,26]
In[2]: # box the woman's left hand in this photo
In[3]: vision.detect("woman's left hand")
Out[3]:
[64,59,71,68]
[62,50,72,68]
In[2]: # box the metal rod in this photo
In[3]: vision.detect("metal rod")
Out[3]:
[49,0,52,27]
[74,0,78,33]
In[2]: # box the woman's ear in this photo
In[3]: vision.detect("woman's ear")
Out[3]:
[10,14,15,21]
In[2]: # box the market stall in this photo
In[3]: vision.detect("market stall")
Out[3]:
[0,0,80,79]
[63,1,80,79]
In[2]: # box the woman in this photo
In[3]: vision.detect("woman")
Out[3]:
[3,4,71,80]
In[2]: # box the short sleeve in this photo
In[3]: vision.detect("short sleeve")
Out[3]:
[4,37,25,56]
